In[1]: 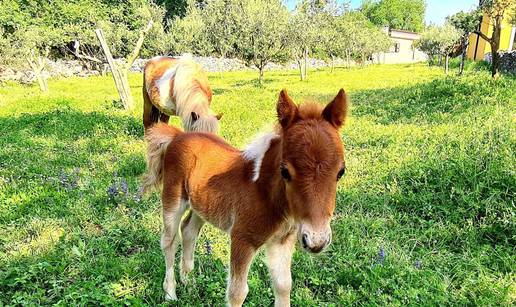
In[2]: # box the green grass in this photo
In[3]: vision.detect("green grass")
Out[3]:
[0,64,515,306]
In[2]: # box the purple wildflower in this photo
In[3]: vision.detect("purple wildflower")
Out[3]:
[59,169,78,190]
[377,247,385,264]
[120,178,128,196]
[107,184,118,199]
[204,240,212,256]
[414,260,422,269]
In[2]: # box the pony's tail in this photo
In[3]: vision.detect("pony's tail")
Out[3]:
[142,123,182,194]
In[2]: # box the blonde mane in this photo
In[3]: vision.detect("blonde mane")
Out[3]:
[173,56,217,133]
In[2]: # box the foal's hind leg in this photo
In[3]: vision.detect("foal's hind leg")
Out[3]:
[180,210,205,284]
[161,186,188,301]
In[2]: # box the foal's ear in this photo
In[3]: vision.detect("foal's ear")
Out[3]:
[191,112,199,122]
[322,89,348,129]
[277,89,298,129]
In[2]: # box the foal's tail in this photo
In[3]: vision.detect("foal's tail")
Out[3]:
[142,123,182,194]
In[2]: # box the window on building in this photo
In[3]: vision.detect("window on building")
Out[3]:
[394,42,400,53]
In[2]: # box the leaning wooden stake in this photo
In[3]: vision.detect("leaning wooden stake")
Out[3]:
[95,20,153,110]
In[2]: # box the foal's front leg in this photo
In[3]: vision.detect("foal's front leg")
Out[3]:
[265,232,296,307]
[227,237,256,307]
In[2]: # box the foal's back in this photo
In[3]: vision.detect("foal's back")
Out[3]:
[165,132,258,231]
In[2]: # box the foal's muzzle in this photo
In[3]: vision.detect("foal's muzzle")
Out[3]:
[299,225,332,254]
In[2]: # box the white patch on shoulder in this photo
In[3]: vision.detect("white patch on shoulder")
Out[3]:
[155,66,177,105]
[242,132,279,182]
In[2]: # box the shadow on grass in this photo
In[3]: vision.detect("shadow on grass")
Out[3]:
[0,107,143,141]
[301,74,514,124]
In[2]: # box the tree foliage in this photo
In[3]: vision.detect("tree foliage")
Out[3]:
[361,0,425,32]
[415,23,461,73]
[167,0,212,56]
[0,0,167,66]
[317,11,392,67]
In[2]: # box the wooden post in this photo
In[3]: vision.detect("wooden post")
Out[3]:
[95,28,133,109]
[95,20,153,110]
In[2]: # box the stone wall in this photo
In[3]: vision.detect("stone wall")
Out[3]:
[483,51,516,74]
[1,56,349,84]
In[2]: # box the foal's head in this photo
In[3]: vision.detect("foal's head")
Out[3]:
[277,89,348,253]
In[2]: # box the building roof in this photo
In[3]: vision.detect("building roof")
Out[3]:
[389,28,421,40]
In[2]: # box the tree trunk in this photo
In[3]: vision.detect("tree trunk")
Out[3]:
[36,73,48,92]
[331,54,335,73]
[445,55,449,74]
[490,17,502,79]
[27,54,48,92]
[303,47,308,79]
[346,51,351,68]
[259,67,264,84]
[297,58,304,81]
[438,54,442,66]
[459,36,468,76]
[217,55,223,78]
[491,45,500,78]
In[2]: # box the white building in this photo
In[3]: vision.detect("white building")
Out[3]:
[374,27,427,64]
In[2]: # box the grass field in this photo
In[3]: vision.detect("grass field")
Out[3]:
[0,64,515,306]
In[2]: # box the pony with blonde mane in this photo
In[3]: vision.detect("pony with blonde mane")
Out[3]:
[143,89,349,306]
[143,54,222,133]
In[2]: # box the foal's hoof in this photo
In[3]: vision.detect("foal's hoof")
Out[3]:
[164,291,178,301]
[180,259,194,284]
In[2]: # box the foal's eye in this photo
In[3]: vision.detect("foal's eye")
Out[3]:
[280,164,291,181]
[337,167,345,181]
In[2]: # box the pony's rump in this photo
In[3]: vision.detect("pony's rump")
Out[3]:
[142,123,182,193]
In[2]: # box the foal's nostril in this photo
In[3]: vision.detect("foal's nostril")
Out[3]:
[302,233,308,248]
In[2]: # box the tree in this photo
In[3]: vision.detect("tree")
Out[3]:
[155,0,189,20]
[317,11,391,69]
[361,0,425,32]
[447,9,483,75]
[234,0,290,84]
[415,24,461,73]
[288,1,321,80]
[475,0,516,78]
[202,0,240,74]
[167,1,213,56]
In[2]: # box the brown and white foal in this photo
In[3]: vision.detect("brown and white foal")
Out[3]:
[143,89,348,306]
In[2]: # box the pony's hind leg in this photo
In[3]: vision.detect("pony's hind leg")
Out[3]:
[180,210,205,284]
[161,186,188,301]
